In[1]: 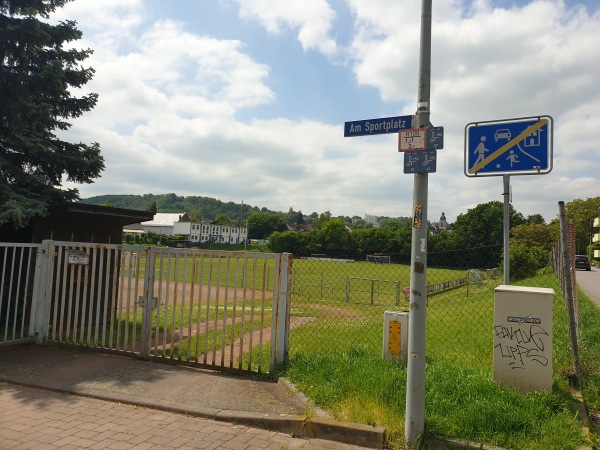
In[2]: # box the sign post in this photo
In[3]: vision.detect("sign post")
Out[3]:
[404,1,432,445]
[344,2,436,443]
[464,116,553,284]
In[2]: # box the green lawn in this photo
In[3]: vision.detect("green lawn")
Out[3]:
[283,264,594,449]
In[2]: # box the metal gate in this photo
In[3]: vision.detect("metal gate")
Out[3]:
[2,240,291,375]
[0,243,41,347]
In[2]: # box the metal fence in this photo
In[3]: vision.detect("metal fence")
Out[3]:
[1,241,291,375]
[0,243,40,346]
[287,233,579,374]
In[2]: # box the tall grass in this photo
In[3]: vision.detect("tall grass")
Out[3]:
[283,269,592,449]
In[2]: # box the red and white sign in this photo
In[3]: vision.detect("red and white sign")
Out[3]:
[398,128,428,152]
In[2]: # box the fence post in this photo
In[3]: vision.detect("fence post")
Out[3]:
[275,253,292,365]
[30,240,54,345]
[140,247,156,356]
[371,279,375,305]
[466,271,470,298]
[320,274,323,299]
[345,277,350,302]
[558,201,581,388]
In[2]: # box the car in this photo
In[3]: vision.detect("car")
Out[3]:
[575,255,591,271]
[494,129,511,142]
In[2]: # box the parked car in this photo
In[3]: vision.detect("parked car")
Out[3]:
[575,255,592,271]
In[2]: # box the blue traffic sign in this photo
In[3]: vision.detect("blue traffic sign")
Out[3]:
[404,150,437,174]
[465,116,553,177]
[427,126,444,150]
[344,115,413,137]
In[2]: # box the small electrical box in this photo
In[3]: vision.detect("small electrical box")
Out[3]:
[493,285,554,392]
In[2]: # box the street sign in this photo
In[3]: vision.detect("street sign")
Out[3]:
[427,126,444,150]
[404,150,436,173]
[399,128,428,151]
[465,116,553,177]
[344,115,413,137]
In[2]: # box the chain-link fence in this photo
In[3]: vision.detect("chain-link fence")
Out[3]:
[287,229,579,376]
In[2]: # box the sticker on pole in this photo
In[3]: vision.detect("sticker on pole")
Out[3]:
[464,116,553,177]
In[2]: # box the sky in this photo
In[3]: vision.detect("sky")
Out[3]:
[53,0,600,224]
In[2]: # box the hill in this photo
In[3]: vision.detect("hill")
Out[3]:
[80,193,275,222]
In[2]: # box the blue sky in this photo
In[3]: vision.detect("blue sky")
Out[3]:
[54,0,600,223]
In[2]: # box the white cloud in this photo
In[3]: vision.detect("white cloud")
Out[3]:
[55,0,600,225]
[235,0,337,56]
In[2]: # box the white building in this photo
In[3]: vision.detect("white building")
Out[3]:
[364,214,379,228]
[132,212,247,245]
[139,213,188,236]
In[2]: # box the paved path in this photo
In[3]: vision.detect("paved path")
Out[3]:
[0,382,368,450]
[576,266,600,309]
[0,345,383,449]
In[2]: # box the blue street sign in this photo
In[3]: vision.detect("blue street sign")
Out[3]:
[465,116,553,177]
[404,150,437,174]
[427,126,444,150]
[344,115,413,137]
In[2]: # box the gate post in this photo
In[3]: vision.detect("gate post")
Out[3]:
[140,247,156,356]
[29,240,55,345]
[275,253,292,365]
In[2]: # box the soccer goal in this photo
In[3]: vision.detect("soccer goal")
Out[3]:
[366,254,391,264]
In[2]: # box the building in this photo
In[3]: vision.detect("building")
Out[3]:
[1,203,153,244]
[128,213,247,245]
[139,213,189,236]
[364,214,379,228]
[197,221,247,244]
[429,212,449,234]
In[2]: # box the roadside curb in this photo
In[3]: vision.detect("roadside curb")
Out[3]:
[280,376,385,448]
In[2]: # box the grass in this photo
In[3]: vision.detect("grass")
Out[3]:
[282,267,595,449]
[123,248,277,291]
[577,287,600,442]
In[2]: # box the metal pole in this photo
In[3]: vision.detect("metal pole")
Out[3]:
[503,175,510,284]
[405,0,432,446]
[558,201,581,388]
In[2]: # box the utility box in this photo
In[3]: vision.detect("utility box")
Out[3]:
[493,285,554,392]
[383,311,408,364]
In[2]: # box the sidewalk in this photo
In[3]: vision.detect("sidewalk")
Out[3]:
[0,344,384,449]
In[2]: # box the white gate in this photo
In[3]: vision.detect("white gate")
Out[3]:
[2,240,291,375]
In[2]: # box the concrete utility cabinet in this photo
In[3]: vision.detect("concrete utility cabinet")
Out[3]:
[383,311,408,364]
[493,285,554,392]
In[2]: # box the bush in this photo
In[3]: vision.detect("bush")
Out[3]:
[508,244,548,281]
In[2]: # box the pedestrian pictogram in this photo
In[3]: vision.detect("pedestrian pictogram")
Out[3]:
[464,116,553,177]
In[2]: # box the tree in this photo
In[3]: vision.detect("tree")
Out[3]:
[565,197,600,254]
[213,213,232,225]
[147,201,157,214]
[296,210,304,225]
[510,223,555,250]
[451,201,525,268]
[284,207,297,225]
[317,219,354,257]
[268,230,319,256]
[314,211,332,229]
[247,213,287,239]
[1,0,104,228]
[453,201,525,247]
[526,214,545,225]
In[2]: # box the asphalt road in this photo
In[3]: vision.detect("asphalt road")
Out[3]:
[576,265,600,309]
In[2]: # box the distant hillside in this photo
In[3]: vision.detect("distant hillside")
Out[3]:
[80,193,275,222]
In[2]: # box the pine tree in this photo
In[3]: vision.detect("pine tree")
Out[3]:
[0,0,104,228]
